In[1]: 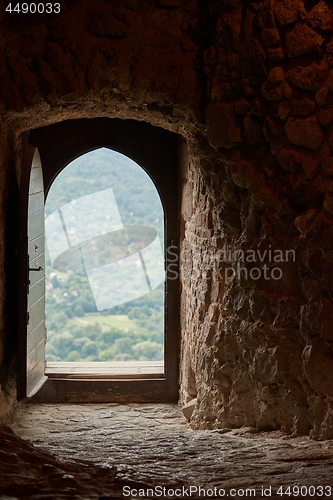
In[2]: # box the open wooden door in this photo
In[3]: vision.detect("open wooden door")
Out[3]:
[18,148,47,399]
[23,118,179,403]
[26,149,47,396]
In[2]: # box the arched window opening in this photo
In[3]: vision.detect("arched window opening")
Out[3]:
[18,117,179,403]
[44,148,165,376]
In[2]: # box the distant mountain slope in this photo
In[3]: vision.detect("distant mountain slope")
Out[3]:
[44,148,165,363]
[45,147,164,233]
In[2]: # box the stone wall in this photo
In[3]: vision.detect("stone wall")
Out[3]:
[0,0,333,438]
[0,113,22,421]
[179,0,333,440]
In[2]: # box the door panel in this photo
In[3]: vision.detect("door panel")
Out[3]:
[27,322,45,354]
[27,340,45,373]
[28,211,44,241]
[26,149,47,398]
[28,191,44,216]
[27,297,45,335]
[28,164,44,194]
[28,279,45,309]
[27,358,46,397]
[28,256,45,287]
[28,235,45,265]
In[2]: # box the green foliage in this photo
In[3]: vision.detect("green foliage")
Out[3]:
[45,307,164,362]
[45,148,165,363]
[73,305,84,317]
[66,350,81,361]
[45,148,164,233]
[98,329,123,347]
[132,341,163,361]
[81,340,99,358]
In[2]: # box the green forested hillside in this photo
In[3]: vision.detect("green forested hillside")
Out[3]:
[45,148,165,362]
[45,147,164,231]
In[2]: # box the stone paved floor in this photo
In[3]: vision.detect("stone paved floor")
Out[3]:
[10,402,333,499]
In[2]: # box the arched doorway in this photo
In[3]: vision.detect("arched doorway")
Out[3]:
[18,118,179,403]
[45,148,165,375]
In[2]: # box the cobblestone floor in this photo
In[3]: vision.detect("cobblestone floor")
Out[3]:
[10,402,333,499]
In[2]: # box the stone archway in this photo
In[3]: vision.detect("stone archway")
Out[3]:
[16,117,180,403]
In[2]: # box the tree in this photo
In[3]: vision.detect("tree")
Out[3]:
[73,305,84,317]
[99,347,115,361]
[132,341,163,361]
[113,338,134,358]
[97,329,122,348]
[66,350,82,361]
[49,332,75,358]
[52,312,68,325]
[81,340,98,357]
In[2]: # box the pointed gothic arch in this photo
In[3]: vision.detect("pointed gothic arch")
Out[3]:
[18,118,179,403]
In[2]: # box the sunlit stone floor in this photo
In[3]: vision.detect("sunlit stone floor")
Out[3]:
[9,403,333,499]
